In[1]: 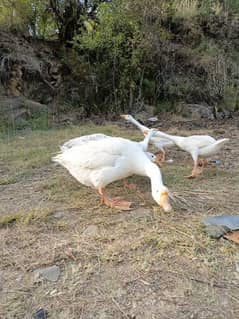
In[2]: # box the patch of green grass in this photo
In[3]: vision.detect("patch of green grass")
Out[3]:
[0,175,19,185]
[0,208,52,227]
[163,165,192,186]
[0,123,141,184]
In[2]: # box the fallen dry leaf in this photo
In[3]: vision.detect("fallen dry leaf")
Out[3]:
[224,231,239,244]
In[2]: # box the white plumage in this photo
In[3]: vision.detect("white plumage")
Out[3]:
[120,114,174,162]
[60,133,158,163]
[53,130,172,211]
[121,114,229,178]
[145,130,229,177]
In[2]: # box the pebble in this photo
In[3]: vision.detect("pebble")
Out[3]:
[33,308,48,319]
[235,261,239,273]
[82,225,99,237]
[33,265,60,283]
[204,225,229,239]
[53,211,66,219]
[148,116,158,122]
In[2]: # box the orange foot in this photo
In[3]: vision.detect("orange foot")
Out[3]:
[98,188,132,211]
[105,197,132,211]
[185,167,204,179]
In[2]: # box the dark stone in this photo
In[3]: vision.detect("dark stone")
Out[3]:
[33,308,48,319]
[204,225,229,239]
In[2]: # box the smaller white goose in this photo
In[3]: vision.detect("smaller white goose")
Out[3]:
[53,130,172,212]
[144,130,230,178]
[120,114,174,163]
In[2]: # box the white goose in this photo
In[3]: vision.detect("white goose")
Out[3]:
[120,114,174,163]
[142,130,230,178]
[52,130,172,212]
[60,133,158,163]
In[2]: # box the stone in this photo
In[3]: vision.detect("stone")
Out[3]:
[235,261,239,272]
[184,104,215,120]
[148,116,158,122]
[53,211,66,219]
[33,265,60,283]
[33,308,48,319]
[203,215,239,231]
[82,225,99,237]
[204,225,229,239]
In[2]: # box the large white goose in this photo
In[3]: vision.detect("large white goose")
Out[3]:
[120,114,174,163]
[60,133,158,163]
[52,130,172,211]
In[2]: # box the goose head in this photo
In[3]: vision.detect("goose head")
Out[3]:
[145,162,172,212]
[120,114,134,121]
[152,186,172,212]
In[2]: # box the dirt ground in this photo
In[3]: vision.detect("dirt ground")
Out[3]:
[0,119,239,319]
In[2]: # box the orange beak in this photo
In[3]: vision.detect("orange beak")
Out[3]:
[159,191,172,212]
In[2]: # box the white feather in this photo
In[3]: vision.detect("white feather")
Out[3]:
[52,132,172,211]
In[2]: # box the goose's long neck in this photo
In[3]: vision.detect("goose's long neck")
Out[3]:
[145,160,164,190]
[128,117,149,133]
[139,156,171,212]
[139,129,155,151]
[154,130,182,145]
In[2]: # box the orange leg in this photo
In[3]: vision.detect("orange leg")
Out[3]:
[154,149,166,167]
[186,160,199,179]
[98,187,132,211]
[186,158,206,179]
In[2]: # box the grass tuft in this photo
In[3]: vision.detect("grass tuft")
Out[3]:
[0,208,52,227]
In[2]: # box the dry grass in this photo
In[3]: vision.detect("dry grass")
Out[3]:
[0,121,239,319]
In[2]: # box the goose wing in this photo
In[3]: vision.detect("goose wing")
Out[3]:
[60,133,109,151]
[54,137,129,170]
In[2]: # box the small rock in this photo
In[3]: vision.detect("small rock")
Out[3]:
[53,211,66,219]
[33,308,48,319]
[148,116,158,122]
[16,275,23,282]
[82,225,99,237]
[33,265,60,283]
[235,261,239,272]
[184,104,215,120]
[203,215,239,231]
[204,225,229,239]
[166,159,174,163]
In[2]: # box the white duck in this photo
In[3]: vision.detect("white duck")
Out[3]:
[142,130,230,178]
[120,114,174,163]
[52,130,172,212]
